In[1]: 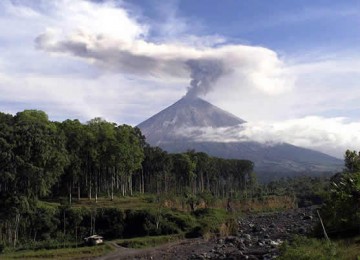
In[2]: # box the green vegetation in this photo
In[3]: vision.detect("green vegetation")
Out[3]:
[265,175,329,207]
[279,150,360,259]
[279,236,360,260]
[0,109,255,255]
[318,151,360,237]
[189,208,233,238]
[1,243,114,259]
[1,108,358,259]
[116,234,184,248]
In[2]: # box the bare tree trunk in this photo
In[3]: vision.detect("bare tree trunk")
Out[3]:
[111,172,114,201]
[95,170,99,203]
[13,213,20,248]
[78,184,81,201]
[164,172,168,194]
[141,168,145,194]
[63,210,66,248]
[206,173,210,192]
[121,182,125,197]
[68,182,72,205]
[89,180,92,200]
[200,172,204,192]
[95,183,98,203]
[129,175,133,196]
[116,174,119,189]
[75,225,78,248]
[317,210,330,241]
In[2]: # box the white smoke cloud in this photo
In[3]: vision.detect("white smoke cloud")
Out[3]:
[175,116,360,158]
[32,0,293,97]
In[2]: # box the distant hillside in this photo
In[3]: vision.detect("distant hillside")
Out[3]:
[138,96,343,178]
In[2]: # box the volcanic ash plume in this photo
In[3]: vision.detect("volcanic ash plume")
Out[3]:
[185,59,225,98]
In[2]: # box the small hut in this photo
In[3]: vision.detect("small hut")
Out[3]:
[84,235,104,246]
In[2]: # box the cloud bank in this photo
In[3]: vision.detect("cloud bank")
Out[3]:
[175,116,360,158]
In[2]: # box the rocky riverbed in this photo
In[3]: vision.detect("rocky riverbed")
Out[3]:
[189,207,317,259]
[97,207,319,260]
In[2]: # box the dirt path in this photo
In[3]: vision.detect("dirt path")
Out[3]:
[95,207,318,260]
[95,238,213,260]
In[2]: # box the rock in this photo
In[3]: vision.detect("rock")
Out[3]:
[244,234,251,241]
[270,240,281,246]
[225,236,239,244]
[237,242,247,251]
[257,241,265,247]
[298,227,306,234]
[302,215,313,220]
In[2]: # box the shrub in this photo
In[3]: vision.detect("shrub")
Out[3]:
[320,172,360,237]
[279,236,338,260]
[96,208,125,239]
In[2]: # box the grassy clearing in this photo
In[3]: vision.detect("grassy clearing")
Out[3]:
[213,195,296,213]
[46,194,295,213]
[335,236,360,260]
[43,194,159,210]
[116,234,184,248]
[1,243,114,260]
[71,195,154,209]
[278,236,360,260]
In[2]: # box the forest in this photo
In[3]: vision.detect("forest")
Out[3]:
[0,110,254,249]
[0,110,359,259]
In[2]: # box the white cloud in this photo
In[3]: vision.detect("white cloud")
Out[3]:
[175,116,360,158]
[0,71,185,124]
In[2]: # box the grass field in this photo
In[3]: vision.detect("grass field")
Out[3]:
[278,236,360,260]
[115,234,185,248]
[47,194,157,209]
[1,244,115,260]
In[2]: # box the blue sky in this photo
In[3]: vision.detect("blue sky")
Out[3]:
[131,0,360,52]
[1,0,360,157]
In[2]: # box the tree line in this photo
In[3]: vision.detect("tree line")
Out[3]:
[0,110,254,247]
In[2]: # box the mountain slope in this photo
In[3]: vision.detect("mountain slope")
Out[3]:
[137,96,343,176]
[138,96,245,145]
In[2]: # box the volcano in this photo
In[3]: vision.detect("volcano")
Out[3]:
[138,96,342,180]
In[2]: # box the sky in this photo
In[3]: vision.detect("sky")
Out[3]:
[1,0,360,157]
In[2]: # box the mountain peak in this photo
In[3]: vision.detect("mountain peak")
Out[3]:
[137,96,342,176]
[137,97,245,145]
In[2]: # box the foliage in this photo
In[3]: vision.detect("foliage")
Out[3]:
[314,149,360,237]
[279,236,360,260]
[265,175,329,207]
[344,149,360,173]
[187,208,228,238]
[0,109,256,251]
[116,234,184,248]
[279,236,337,260]
[320,171,360,236]
[1,243,114,259]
